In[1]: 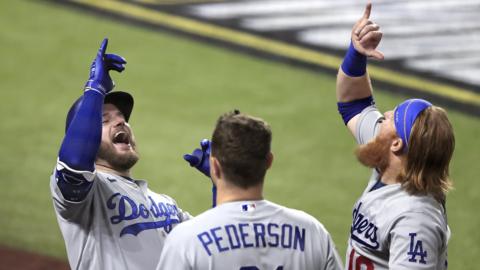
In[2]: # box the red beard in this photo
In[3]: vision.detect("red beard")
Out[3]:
[355,133,395,173]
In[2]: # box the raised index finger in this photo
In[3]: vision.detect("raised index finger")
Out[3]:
[354,3,373,35]
[98,38,108,56]
[363,2,372,19]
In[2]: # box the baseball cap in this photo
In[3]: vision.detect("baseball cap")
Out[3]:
[65,91,134,133]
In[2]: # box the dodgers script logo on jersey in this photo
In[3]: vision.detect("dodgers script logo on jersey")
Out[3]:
[350,202,379,249]
[106,193,180,236]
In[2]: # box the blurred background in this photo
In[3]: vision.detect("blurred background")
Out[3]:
[0,0,479,269]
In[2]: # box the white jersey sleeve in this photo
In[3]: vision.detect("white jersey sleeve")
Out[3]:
[354,105,384,145]
[388,211,449,269]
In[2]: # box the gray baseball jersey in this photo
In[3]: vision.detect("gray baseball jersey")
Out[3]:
[50,161,191,270]
[345,105,449,270]
[156,200,343,270]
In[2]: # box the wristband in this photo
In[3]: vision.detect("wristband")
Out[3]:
[341,42,367,77]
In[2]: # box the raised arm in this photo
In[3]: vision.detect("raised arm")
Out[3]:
[336,3,384,137]
[55,38,126,202]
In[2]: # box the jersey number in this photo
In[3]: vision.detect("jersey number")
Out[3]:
[240,266,283,270]
[348,249,374,270]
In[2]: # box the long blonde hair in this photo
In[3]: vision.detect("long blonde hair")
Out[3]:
[398,106,455,202]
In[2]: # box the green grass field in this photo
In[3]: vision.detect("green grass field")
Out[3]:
[1,0,479,268]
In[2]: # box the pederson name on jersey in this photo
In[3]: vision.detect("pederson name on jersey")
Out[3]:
[197,222,306,256]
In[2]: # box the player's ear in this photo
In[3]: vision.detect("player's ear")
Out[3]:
[266,152,274,170]
[210,156,222,180]
[391,136,404,153]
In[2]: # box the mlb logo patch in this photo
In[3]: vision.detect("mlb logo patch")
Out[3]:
[241,203,256,212]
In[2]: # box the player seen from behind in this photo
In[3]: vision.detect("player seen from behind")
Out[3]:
[50,38,190,270]
[157,110,343,270]
[336,3,454,269]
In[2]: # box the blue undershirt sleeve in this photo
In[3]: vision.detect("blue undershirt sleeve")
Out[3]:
[337,96,375,125]
[55,90,104,201]
[58,90,104,172]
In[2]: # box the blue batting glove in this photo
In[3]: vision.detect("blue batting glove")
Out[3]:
[84,38,127,95]
[184,139,211,177]
[184,139,216,207]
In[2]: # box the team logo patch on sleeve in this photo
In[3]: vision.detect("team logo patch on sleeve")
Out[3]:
[408,233,427,264]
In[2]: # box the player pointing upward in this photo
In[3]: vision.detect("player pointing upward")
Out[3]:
[157,111,343,270]
[336,3,454,269]
[50,39,190,270]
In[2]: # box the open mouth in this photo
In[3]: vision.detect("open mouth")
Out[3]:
[112,131,131,147]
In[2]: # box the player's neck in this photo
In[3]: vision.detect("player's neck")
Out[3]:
[380,156,403,185]
[216,182,264,205]
[96,163,132,178]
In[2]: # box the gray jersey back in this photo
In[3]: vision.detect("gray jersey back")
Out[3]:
[346,106,449,270]
[51,165,190,270]
[157,200,343,270]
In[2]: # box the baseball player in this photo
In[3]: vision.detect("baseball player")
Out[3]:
[157,110,343,270]
[50,38,190,270]
[336,3,454,269]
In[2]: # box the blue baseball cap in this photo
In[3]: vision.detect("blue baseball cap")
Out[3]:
[65,91,134,133]
[394,98,432,151]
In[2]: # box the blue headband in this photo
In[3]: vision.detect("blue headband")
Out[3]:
[394,98,432,151]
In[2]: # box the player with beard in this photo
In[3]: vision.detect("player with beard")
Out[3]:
[336,3,454,270]
[50,39,190,270]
